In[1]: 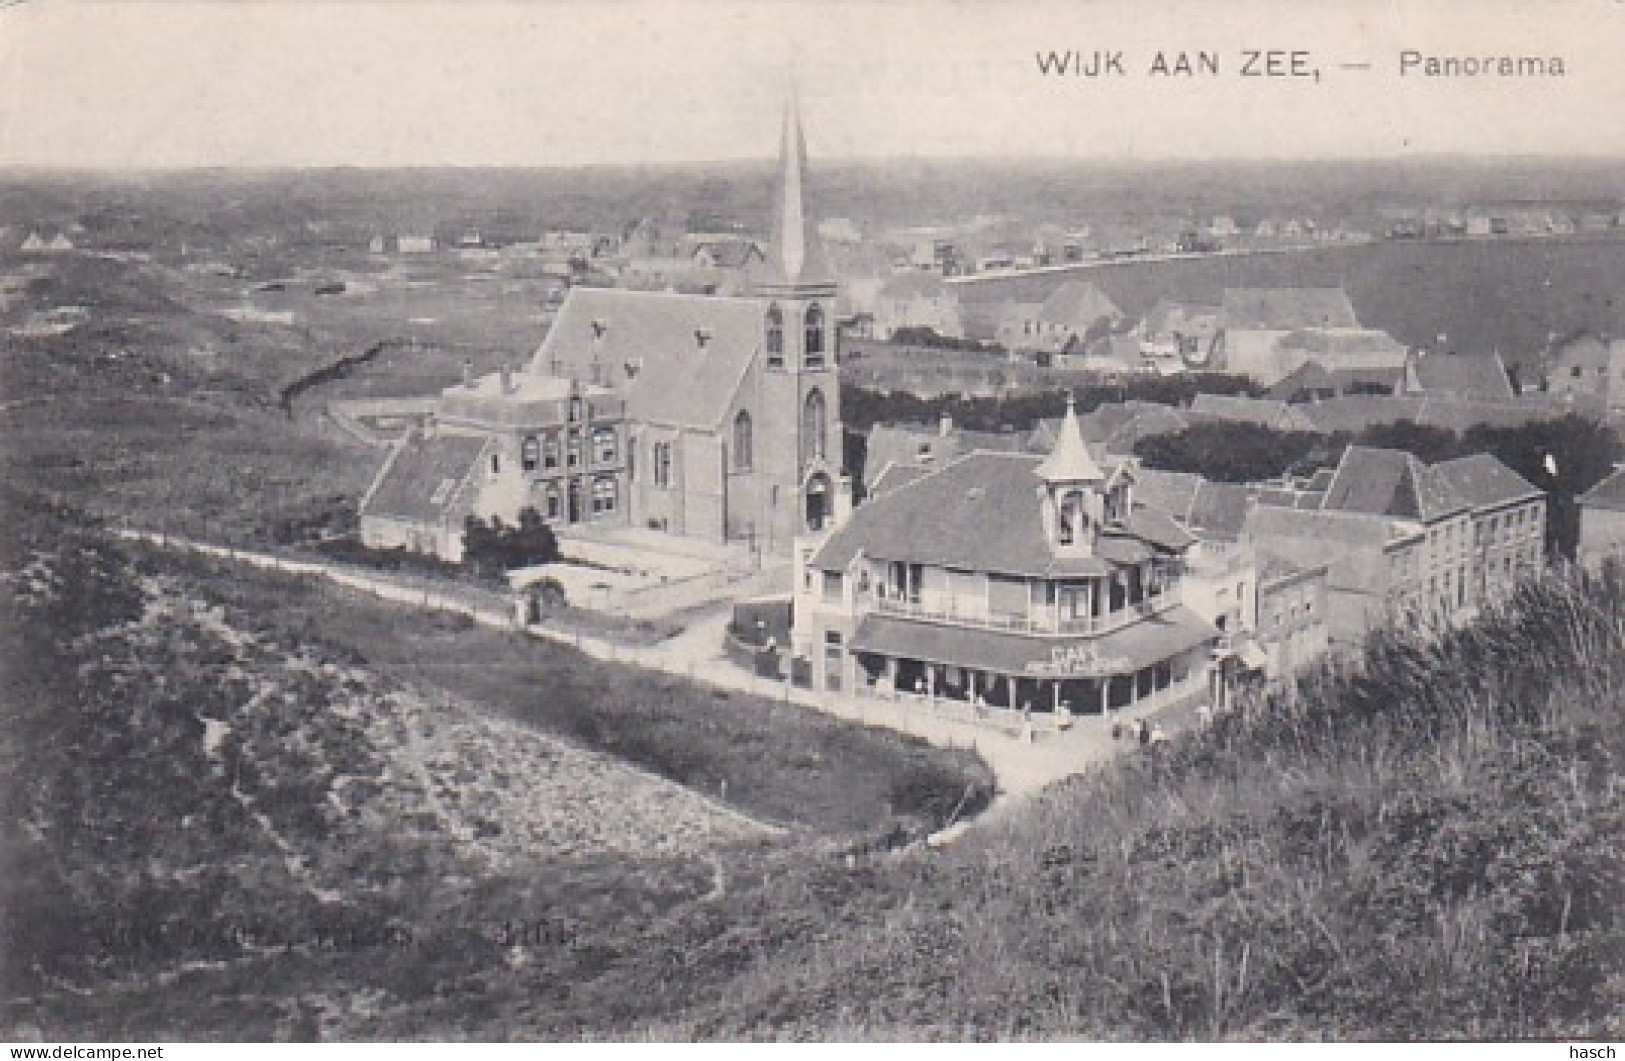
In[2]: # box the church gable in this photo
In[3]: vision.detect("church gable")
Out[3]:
[530,288,765,431]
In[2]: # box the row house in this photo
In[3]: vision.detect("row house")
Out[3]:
[1238,445,1544,647]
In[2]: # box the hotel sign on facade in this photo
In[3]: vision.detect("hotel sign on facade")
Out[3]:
[1024,642,1135,677]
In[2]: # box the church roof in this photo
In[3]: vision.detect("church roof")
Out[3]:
[810,451,1192,578]
[528,287,764,431]
[751,97,837,294]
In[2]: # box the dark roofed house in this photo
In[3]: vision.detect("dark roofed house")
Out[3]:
[1032,401,1190,453]
[794,399,1224,717]
[1399,351,1515,402]
[1321,445,1470,523]
[1429,452,1545,601]
[862,416,1031,495]
[1186,481,1256,543]
[1268,360,1340,403]
[1128,469,1204,524]
[1237,444,1544,644]
[360,434,490,561]
[1188,394,1317,433]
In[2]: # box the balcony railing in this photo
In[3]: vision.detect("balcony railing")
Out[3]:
[871,588,1178,637]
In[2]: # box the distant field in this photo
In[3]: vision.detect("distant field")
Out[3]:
[959,236,1625,371]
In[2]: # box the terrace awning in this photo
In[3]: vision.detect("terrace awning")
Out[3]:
[850,606,1218,679]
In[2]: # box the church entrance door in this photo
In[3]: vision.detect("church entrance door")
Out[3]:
[567,480,583,523]
[805,472,832,532]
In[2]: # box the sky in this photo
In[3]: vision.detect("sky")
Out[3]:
[0,0,1622,167]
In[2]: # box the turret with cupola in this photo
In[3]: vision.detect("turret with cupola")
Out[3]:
[1037,395,1136,557]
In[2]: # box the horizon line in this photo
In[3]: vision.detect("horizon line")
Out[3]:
[4,151,1625,175]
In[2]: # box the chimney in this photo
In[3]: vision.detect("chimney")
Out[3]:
[463,359,475,388]
[938,410,953,437]
[500,363,513,394]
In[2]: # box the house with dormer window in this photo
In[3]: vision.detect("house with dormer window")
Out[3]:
[792,398,1221,717]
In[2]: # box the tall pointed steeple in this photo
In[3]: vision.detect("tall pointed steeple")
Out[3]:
[1036,395,1105,484]
[752,93,837,296]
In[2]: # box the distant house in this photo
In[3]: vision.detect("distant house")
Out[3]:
[687,239,765,271]
[861,415,1027,494]
[397,235,436,254]
[818,217,863,245]
[1578,466,1625,572]
[1397,350,1515,402]
[1545,331,1625,411]
[1138,299,1221,367]
[1217,287,1409,386]
[872,270,963,341]
[20,230,73,253]
[1188,394,1317,433]
[1267,360,1340,403]
[998,281,1123,356]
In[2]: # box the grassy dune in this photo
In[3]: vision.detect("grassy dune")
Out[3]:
[0,504,989,1040]
[640,571,1625,1039]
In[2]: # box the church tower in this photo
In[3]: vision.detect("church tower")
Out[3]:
[750,95,846,550]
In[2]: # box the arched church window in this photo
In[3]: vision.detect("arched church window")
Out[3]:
[766,304,784,368]
[521,436,540,472]
[804,304,825,366]
[802,388,827,464]
[733,410,753,471]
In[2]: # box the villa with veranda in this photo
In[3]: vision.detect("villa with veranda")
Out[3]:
[792,398,1225,719]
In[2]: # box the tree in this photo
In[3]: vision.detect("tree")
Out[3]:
[462,507,560,580]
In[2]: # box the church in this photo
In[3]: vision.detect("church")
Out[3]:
[360,100,850,560]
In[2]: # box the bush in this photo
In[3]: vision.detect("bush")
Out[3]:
[463,507,560,580]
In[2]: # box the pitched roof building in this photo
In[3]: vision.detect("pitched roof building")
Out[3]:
[794,399,1224,718]
[361,98,850,561]
[1577,465,1625,572]
[1399,351,1515,402]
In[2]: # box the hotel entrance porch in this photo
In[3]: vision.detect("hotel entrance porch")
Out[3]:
[859,655,1197,716]
[840,604,1219,725]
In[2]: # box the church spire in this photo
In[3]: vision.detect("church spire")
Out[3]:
[753,93,837,296]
